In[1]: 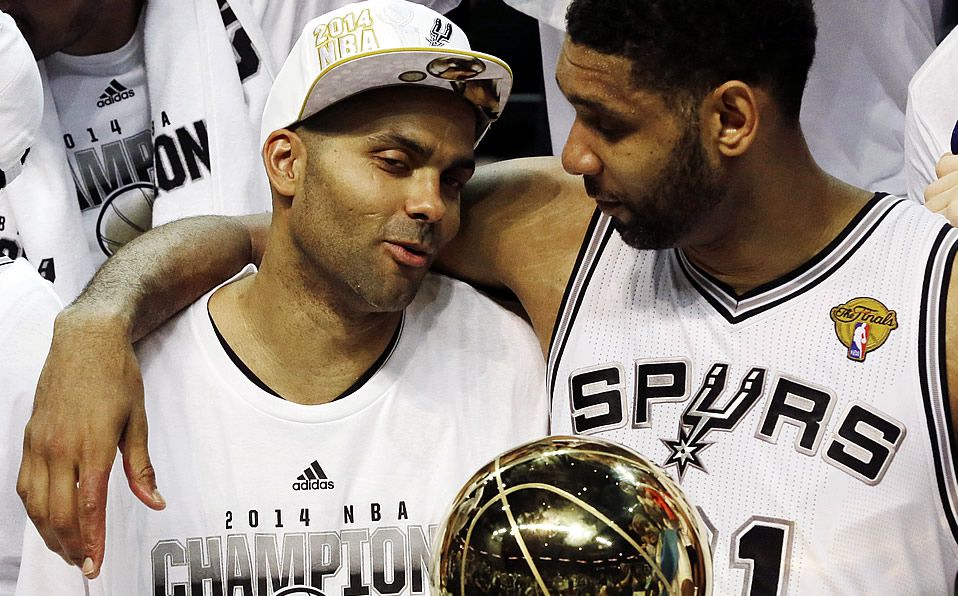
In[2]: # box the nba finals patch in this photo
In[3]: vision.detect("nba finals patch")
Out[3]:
[829,297,898,362]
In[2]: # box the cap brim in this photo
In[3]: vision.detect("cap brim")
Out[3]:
[297,48,513,145]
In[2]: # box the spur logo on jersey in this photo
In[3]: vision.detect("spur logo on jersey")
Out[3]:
[661,363,765,479]
[292,460,335,491]
[568,359,907,485]
[829,297,898,362]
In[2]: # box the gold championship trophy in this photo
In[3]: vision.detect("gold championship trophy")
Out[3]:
[431,436,712,595]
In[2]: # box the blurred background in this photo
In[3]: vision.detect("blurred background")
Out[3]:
[446,0,554,162]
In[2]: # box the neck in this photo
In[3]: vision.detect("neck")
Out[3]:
[63,0,143,56]
[208,248,402,406]
[681,132,873,295]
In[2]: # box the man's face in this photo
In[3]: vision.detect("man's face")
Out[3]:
[287,87,476,313]
[556,40,726,250]
[0,0,102,58]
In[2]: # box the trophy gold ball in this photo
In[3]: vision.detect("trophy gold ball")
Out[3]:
[430,436,712,595]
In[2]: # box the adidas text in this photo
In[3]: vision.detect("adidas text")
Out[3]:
[292,479,335,491]
[97,89,135,108]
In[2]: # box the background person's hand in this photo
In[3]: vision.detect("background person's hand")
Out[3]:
[16,307,164,579]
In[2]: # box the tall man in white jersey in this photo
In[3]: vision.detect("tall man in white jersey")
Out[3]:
[18,0,958,592]
[14,1,547,590]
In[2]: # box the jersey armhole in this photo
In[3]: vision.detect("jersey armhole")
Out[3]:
[919,224,958,545]
[546,209,613,401]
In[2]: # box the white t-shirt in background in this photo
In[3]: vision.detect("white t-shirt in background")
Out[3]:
[904,26,958,204]
[45,24,151,265]
[0,258,61,596]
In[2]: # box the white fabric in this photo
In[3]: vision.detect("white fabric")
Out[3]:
[251,0,462,59]
[17,269,548,595]
[2,68,95,301]
[0,11,42,181]
[504,0,943,196]
[801,0,943,195]
[548,196,958,593]
[537,22,573,157]
[143,0,274,229]
[0,259,61,595]
[904,26,958,204]
[45,25,151,266]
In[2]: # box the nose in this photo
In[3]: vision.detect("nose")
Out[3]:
[561,119,603,177]
[404,176,446,223]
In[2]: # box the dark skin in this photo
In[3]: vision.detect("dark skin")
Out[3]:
[16,39,958,579]
[0,0,142,58]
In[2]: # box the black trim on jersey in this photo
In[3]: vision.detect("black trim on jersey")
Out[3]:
[547,208,612,398]
[208,310,403,402]
[918,224,958,545]
[209,311,282,398]
[0,148,30,191]
[677,193,900,324]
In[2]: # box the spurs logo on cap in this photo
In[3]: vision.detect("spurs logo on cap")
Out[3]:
[260,0,514,147]
[427,18,452,47]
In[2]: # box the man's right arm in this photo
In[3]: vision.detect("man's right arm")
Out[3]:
[17,213,268,578]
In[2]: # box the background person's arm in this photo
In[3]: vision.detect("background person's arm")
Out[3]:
[17,213,268,578]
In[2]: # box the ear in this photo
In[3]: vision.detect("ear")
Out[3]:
[701,81,759,158]
[263,129,306,199]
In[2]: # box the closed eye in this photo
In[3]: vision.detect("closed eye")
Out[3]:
[375,155,410,174]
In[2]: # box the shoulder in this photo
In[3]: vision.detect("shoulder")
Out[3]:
[443,157,596,349]
[909,27,958,99]
[411,274,542,364]
[410,274,549,431]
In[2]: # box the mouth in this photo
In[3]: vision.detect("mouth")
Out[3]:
[384,241,433,269]
[593,197,628,221]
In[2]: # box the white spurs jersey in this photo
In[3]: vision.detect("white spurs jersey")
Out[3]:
[16,269,548,596]
[549,194,958,595]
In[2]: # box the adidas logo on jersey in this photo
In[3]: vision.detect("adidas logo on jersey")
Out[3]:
[292,460,335,491]
[97,79,135,108]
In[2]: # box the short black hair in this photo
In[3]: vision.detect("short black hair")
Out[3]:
[566,0,817,122]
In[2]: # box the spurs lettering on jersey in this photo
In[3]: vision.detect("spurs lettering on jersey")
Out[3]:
[569,358,906,485]
[153,501,435,595]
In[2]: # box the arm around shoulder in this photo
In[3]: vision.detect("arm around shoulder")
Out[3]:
[438,156,595,348]
[17,212,269,578]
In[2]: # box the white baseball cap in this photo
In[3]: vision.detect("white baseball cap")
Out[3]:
[0,10,42,190]
[260,0,513,147]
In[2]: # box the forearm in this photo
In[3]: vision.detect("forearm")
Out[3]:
[65,214,268,341]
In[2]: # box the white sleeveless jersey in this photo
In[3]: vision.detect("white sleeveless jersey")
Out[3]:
[549,194,958,595]
[16,269,548,596]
